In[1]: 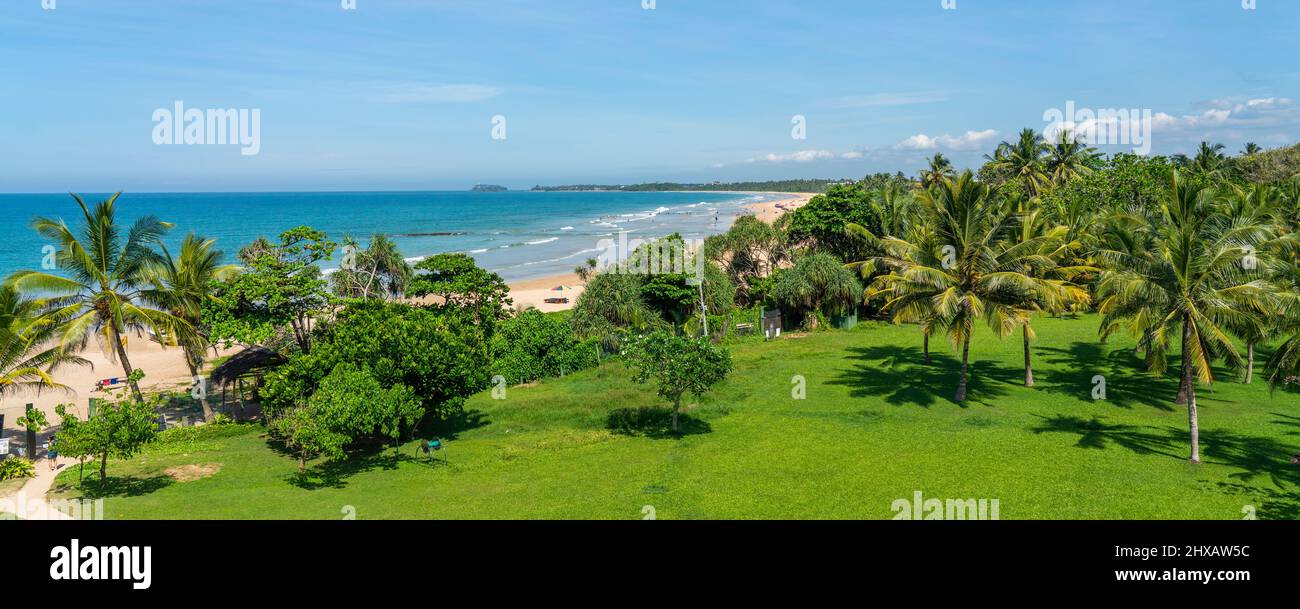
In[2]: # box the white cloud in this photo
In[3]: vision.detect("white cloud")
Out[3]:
[748,150,837,163]
[840,151,865,159]
[895,129,998,151]
[370,83,503,103]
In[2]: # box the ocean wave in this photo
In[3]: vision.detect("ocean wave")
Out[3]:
[526,237,559,245]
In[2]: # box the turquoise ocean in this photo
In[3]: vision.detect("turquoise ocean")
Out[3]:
[0,191,775,283]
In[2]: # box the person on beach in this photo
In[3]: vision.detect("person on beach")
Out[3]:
[46,434,58,471]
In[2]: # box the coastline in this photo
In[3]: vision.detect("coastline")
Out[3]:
[506,192,814,312]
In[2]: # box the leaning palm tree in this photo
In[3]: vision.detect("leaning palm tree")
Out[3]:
[862,172,1054,401]
[0,283,89,409]
[143,234,237,379]
[1096,171,1276,463]
[9,193,191,403]
[986,128,1050,198]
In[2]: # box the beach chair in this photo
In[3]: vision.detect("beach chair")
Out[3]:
[417,438,448,465]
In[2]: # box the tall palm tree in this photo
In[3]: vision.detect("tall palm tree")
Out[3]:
[144,234,237,378]
[920,153,956,190]
[1043,130,1102,187]
[1241,142,1262,156]
[1011,199,1094,386]
[9,193,191,403]
[986,128,1050,197]
[1096,171,1275,463]
[1174,141,1230,180]
[1,283,89,408]
[862,172,1055,401]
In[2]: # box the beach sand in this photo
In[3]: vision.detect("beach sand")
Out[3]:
[0,192,814,441]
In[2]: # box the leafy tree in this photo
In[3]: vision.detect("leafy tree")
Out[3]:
[1242,142,1262,156]
[491,309,599,384]
[54,399,157,483]
[1096,170,1276,463]
[272,362,422,471]
[407,253,512,326]
[785,183,877,260]
[330,234,412,301]
[10,193,189,402]
[260,301,489,422]
[204,226,336,354]
[571,271,664,341]
[622,331,732,433]
[1174,141,1231,181]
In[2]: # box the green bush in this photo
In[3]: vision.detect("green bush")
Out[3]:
[0,457,37,481]
[492,309,600,384]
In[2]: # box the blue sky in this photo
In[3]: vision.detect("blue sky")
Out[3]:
[2,0,1298,192]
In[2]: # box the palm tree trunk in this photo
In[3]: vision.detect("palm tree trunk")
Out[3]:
[1245,342,1255,385]
[1023,324,1034,387]
[110,324,144,403]
[923,331,932,365]
[955,336,971,402]
[1179,315,1200,463]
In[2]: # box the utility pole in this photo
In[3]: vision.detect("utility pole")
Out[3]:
[696,280,709,338]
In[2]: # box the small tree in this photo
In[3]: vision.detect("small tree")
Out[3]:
[271,362,422,472]
[407,253,512,326]
[54,399,157,483]
[622,332,732,433]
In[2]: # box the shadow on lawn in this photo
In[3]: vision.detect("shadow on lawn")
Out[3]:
[1032,414,1300,490]
[606,407,712,439]
[288,449,418,491]
[59,474,174,499]
[1034,343,1179,411]
[827,345,1012,408]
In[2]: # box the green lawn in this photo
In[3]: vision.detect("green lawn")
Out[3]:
[48,315,1300,519]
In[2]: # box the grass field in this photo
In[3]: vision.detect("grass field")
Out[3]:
[47,314,1300,519]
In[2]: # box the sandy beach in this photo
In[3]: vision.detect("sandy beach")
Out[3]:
[0,192,815,442]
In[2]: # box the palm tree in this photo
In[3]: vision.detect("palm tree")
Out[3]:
[1174,141,1230,180]
[1096,171,1276,462]
[144,234,237,379]
[1011,200,1094,386]
[986,129,1050,197]
[862,172,1055,401]
[1043,130,1102,187]
[920,153,956,190]
[330,234,412,300]
[9,193,191,403]
[1241,142,1262,156]
[1,283,89,409]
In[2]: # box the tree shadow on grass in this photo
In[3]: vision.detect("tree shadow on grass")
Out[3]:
[1034,343,1179,411]
[606,407,712,439]
[288,448,419,491]
[1032,414,1300,497]
[59,474,175,500]
[422,409,490,441]
[826,345,1012,408]
[1213,481,1300,520]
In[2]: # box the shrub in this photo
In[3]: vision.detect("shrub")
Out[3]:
[492,309,600,384]
[0,457,36,481]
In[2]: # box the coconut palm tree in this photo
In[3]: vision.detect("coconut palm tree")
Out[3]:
[1096,171,1276,463]
[986,128,1050,197]
[1174,141,1230,180]
[920,153,956,190]
[861,172,1057,401]
[1043,130,1102,187]
[144,234,237,379]
[1011,199,1094,386]
[1,283,89,409]
[1241,142,1262,156]
[9,193,191,403]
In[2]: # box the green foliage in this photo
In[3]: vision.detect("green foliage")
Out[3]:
[786,183,877,259]
[0,457,36,481]
[1237,142,1300,184]
[771,252,862,328]
[571,271,664,341]
[54,399,158,482]
[622,331,733,432]
[272,362,423,470]
[204,226,336,353]
[330,234,412,301]
[260,301,489,421]
[491,309,599,384]
[16,408,48,432]
[407,253,512,328]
